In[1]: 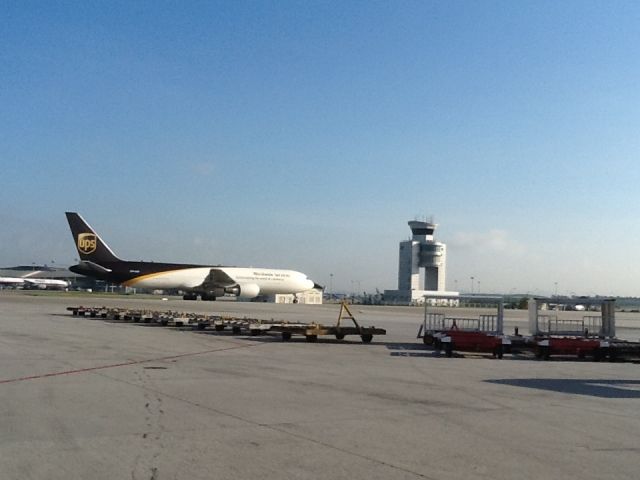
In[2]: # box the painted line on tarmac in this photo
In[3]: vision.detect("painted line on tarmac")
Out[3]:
[0,342,260,385]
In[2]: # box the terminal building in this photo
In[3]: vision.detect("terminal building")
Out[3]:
[384,220,459,305]
[0,265,98,290]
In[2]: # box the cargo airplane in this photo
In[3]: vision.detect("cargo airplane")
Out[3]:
[66,212,320,301]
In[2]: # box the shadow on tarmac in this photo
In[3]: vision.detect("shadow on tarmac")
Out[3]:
[227,334,385,345]
[486,378,640,398]
[385,342,437,357]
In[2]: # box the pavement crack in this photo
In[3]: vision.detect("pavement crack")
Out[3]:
[93,370,438,479]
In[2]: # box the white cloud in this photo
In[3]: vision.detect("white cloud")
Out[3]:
[449,229,526,257]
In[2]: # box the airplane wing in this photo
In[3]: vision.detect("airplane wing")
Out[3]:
[200,268,237,289]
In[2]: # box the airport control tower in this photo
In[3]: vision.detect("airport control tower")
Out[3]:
[385,219,455,305]
[398,221,446,291]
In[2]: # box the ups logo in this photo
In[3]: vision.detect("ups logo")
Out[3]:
[77,233,97,254]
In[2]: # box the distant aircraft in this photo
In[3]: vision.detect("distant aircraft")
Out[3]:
[65,212,320,301]
[0,276,69,290]
[0,277,25,287]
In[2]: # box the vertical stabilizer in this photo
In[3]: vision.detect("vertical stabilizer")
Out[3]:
[65,212,122,263]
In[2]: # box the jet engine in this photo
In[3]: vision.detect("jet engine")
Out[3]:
[225,283,260,299]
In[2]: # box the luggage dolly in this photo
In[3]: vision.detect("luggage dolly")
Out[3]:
[269,301,386,343]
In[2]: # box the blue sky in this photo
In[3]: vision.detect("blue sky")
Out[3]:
[2,1,639,295]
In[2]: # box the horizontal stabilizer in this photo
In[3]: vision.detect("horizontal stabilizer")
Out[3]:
[77,260,113,274]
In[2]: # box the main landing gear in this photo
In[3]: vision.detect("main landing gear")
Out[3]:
[182,293,216,301]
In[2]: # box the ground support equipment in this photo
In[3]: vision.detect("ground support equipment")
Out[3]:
[432,330,511,358]
[418,295,509,358]
[66,303,385,343]
[264,301,386,343]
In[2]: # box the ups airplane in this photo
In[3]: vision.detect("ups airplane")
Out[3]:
[66,212,320,301]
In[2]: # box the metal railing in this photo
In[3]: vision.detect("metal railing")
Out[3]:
[535,315,603,337]
[424,313,499,333]
[583,315,604,337]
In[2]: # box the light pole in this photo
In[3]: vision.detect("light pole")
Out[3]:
[329,273,333,297]
[470,276,475,294]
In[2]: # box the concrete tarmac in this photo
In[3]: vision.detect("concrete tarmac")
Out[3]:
[1,292,639,480]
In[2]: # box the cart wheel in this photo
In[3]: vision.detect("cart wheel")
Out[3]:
[335,332,345,340]
[493,345,503,359]
[281,331,292,341]
[306,334,318,342]
[423,334,434,345]
[434,338,442,351]
[250,329,261,336]
[197,323,206,331]
[361,334,373,343]
[445,342,453,357]
[232,326,241,334]
[215,324,225,332]
[542,346,551,360]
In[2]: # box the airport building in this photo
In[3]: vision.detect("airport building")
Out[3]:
[384,220,459,305]
[0,265,101,290]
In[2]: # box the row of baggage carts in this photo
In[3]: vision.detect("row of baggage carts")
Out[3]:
[67,301,386,344]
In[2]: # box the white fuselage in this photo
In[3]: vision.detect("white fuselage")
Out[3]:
[0,277,69,289]
[124,267,315,296]
[25,278,70,288]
